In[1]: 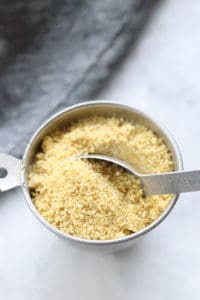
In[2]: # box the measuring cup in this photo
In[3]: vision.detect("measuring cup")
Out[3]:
[0,101,183,252]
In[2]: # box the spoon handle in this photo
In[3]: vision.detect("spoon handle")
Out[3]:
[142,170,200,195]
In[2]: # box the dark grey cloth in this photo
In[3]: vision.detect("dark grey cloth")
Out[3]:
[0,0,152,156]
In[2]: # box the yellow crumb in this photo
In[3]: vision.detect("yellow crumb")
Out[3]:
[28,116,173,240]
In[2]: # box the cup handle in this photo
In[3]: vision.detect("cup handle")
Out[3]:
[0,153,21,192]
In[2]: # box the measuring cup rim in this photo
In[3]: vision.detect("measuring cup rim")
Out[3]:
[21,100,183,246]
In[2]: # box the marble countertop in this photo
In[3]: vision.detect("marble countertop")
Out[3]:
[1,1,200,299]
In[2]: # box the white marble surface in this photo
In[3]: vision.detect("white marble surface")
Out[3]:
[1,1,200,299]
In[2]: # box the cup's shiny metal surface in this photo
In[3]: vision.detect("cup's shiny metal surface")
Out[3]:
[0,101,183,252]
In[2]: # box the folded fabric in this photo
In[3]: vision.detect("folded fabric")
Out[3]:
[0,0,152,156]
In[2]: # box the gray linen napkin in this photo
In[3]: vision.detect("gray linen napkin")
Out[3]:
[0,0,153,156]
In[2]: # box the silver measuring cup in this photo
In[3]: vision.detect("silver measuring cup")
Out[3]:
[0,101,183,252]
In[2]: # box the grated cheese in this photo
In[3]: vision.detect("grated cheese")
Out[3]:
[28,116,173,240]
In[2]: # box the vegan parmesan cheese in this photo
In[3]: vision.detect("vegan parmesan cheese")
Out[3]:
[28,116,174,240]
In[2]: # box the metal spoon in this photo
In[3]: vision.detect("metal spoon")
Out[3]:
[79,154,200,196]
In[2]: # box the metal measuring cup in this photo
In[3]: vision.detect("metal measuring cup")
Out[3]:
[0,101,183,252]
